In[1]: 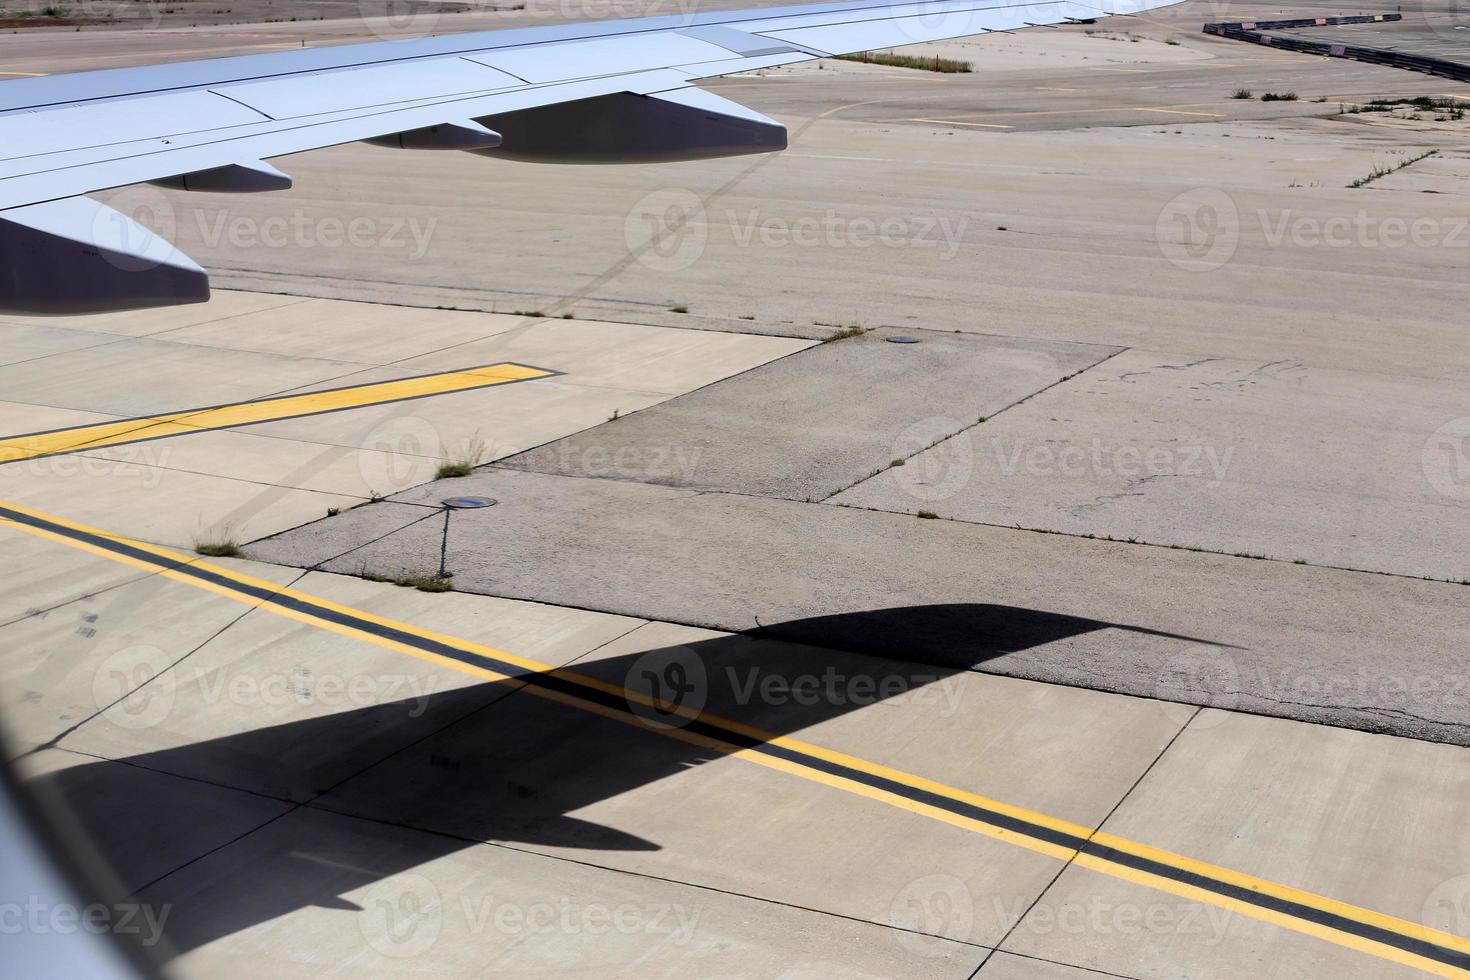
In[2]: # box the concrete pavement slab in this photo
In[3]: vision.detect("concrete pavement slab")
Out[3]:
[1001,709,1470,980]
[0,557,303,755]
[144,298,522,365]
[504,328,1117,500]
[249,468,1470,743]
[0,323,117,368]
[975,952,1123,978]
[393,316,814,396]
[138,805,988,979]
[0,291,309,339]
[0,530,151,629]
[61,573,646,801]
[0,338,377,418]
[0,461,360,548]
[310,648,1088,947]
[832,348,1470,581]
[13,747,290,894]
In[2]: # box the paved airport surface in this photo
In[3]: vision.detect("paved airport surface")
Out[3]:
[3,3,1470,979]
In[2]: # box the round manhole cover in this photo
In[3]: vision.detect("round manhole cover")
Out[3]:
[442,496,497,509]
[885,336,922,344]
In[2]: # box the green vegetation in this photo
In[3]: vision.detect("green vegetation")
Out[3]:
[916,510,939,519]
[362,570,454,593]
[435,433,488,479]
[1260,91,1297,102]
[835,51,973,73]
[194,539,242,558]
[823,324,867,342]
[1231,88,1253,100]
[1348,148,1438,188]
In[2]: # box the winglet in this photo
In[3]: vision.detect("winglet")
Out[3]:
[0,197,209,315]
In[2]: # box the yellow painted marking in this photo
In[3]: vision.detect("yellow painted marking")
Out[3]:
[1135,107,1224,117]
[1,498,1467,975]
[0,363,553,464]
[910,117,1014,129]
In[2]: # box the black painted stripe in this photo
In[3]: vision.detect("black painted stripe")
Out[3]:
[5,501,1465,972]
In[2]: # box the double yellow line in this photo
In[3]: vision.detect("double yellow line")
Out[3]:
[0,497,1466,977]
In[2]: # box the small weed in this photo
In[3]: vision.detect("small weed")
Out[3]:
[609,408,620,421]
[890,458,906,467]
[996,225,1008,231]
[326,507,341,517]
[1260,91,1297,102]
[1231,88,1253,100]
[397,575,454,593]
[511,309,544,317]
[824,324,867,342]
[194,539,241,558]
[561,312,575,319]
[916,510,938,519]
[1348,148,1437,188]
[435,432,488,479]
[670,305,689,314]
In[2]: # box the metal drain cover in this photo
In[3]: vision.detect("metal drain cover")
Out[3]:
[443,496,497,509]
[885,336,922,344]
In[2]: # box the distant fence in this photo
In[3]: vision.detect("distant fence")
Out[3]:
[1201,13,1470,85]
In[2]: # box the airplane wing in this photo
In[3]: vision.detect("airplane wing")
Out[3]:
[0,0,1172,314]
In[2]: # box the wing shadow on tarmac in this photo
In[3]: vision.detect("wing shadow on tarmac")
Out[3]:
[24,603,1231,960]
